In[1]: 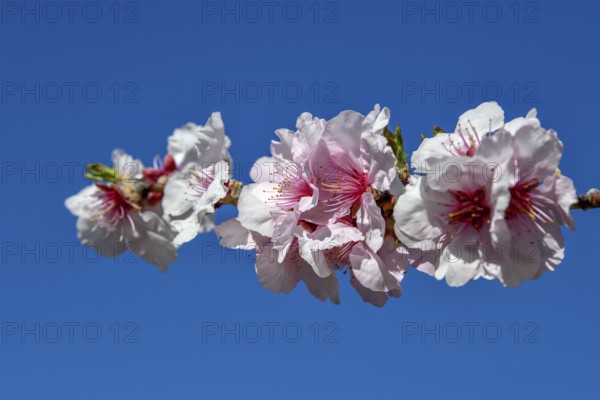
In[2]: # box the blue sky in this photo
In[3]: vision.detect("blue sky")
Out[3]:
[1,0,599,398]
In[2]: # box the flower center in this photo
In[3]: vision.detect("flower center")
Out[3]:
[504,179,552,223]
[321,156,369,212]
[92,184,138,238]
[447,187,490,231]
[265,162,313,210]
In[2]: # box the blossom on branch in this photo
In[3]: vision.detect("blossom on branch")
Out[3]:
[65,150,178,270]
[217,106,408,306]
[394,103,577,287]
[162,112,233,246]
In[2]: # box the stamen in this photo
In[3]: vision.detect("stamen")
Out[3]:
[447,187,490,231]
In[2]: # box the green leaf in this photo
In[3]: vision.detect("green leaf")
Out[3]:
[383,125,407,167]
[85,163,119,183]
[433,125,446,136]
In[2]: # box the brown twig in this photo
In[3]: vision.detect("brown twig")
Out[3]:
[571,189,600,210]
[217,179,243,207]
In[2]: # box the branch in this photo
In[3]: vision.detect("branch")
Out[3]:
[571,189,600,210]
[217,179,243,207]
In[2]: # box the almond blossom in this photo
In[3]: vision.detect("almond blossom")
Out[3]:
[65,150,178,270]
[394,105,577,287]
[162,112,233,246]
[218,106,408,306]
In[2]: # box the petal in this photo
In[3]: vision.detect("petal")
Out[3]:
[251,156,280,184]
[503,108,541,135]
[299,266,341,304]
[512,126,563,177]
[170,212,212,247]
[272,210,300,260]
[364,104,390,134]
[455,101,505,136]
[323,110,367,162]
[554,175,577,230]
[194,161,230,213]
[349,242,399,293]
[350,274,390,308]
[65,185,99,219]
[296,234,333,278]
[196,112,230,164]
[76,218,126,258]
[438,231,482,287]
[168,123,201,170]
[112,149,143,180]
[215,218,257,249]
[127,212,178,271]
[377,238,409,282]
[255,243,300,294]
[393,177,444,246]
[410,134,452,174]
[361,132,397,192]
[162,170,194,218]
[237,182,275,238]
[291,112,326,164]
[297,223,364,278]
[356,192,385,253]
[271,129,295,160]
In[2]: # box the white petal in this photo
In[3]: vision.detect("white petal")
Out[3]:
[127,212,178,271]
[194,161,230,213]
[455,101,505,136]
[439,231,481,287]
[215,218,257,249]
[271,129,295,160]
[361,132,397,192]
[255,243,300,294]
[323,110,367,162]
[349,242,399,293]
[291,112,326,164]
[237,183,275,238]
[377,238,409,282]
[356,192,385,253]
[65,185,99,219]
[393,177,444,246]
[350,275,390,308]
[112,149,143,180]
[162,170,194,218]
[298,266,340,304]
[76,218,126,258]
[196,112,230,164]
[168,123,201,169]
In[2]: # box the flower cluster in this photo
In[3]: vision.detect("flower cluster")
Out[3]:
[65,112,233,270]
[394,103,577,287]
[65,102,579,306]
[215,106,408,306]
